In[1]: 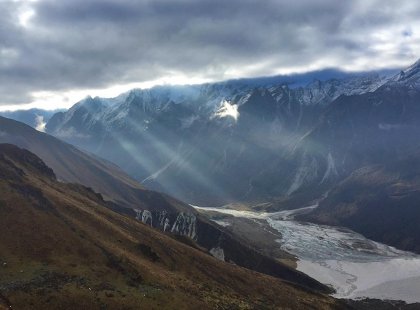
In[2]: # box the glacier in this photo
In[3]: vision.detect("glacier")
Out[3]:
[194,204,420,303]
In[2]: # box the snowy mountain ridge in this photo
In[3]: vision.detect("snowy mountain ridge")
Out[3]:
[390,58,420,88]
[48,69,394,135]
[45,60,420,206]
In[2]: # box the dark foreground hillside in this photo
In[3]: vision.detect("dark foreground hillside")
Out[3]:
[0,116,332,293]
[0,144,341,310]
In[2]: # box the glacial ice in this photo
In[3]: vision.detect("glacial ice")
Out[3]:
[194,205,420,303]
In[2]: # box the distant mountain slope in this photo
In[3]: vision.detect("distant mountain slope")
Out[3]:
[290,60,420,253]
[299,62,420,175]
[45,69,392,206]
[0,108,61,131]
[299,149,420,254]
[41,59,420,258]
[0,144,341,309]
[0,115,187,212]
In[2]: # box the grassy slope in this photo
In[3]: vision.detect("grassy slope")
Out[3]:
[0,116,191,212]
[0,144,342,310]
[0,116,334,294]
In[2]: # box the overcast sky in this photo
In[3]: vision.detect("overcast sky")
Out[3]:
[1,0,419,110]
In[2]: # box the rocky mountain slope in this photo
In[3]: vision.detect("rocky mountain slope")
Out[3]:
[0,143,342,309]
[299,149,420,254]
[42,59,420,255]
[0,109,61,131]
[290,60,420,253]
[45,70,392,206]
[0,116,178,211]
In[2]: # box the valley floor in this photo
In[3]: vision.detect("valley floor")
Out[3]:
[194,204,420,304]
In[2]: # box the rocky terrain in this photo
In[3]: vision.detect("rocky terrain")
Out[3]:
[299,149,420,254]
[44,70,392,206]
[40,60,420,255]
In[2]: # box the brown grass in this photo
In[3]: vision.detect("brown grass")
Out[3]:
[0,144,344,309]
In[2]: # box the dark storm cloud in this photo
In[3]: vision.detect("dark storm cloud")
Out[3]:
[0,0,419,106]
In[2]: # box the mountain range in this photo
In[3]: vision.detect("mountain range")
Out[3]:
[38,59,420,255]
[44,69,392,206]
[2,60,420,307]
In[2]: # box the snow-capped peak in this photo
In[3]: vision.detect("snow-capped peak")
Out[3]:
[391,58,420,84]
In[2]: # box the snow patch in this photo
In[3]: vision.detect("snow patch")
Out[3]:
[35,114,46,132]
[142,210,153,226]
[171,212,197,239]
[134,209,142,221]
[134,209,153,226]
[298,258,420,302]
[320,152,338,183]
[210,247,225,261]
[213,220,231,227]
[157,211,171,232]
[214,100,239,121]
[142,159,176,183]
[287,155,318,195]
